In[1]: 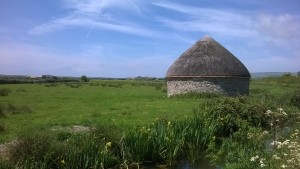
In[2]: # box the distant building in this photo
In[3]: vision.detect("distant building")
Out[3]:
[166,36,251,96]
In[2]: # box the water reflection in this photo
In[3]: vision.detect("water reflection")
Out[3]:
[143,156,221,169]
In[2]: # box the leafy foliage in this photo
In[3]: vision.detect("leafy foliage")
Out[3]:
[80,75,89,82]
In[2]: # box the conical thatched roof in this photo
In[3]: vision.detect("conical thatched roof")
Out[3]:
[166,36,250,79]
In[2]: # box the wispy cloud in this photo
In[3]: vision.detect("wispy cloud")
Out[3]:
[152,1,300,44]
[29,15,160,38]
[62,0,142,15]
[152,2,257,38]
[29,0,160,38]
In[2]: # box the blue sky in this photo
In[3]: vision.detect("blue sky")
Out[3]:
[1,0,300,77]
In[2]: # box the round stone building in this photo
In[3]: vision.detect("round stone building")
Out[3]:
[166,36,251,96]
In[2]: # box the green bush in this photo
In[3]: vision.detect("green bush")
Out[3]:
[203,97,268,138]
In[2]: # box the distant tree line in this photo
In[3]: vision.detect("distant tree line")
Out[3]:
[0,75,79,84]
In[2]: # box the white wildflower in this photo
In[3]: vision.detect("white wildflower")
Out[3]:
[273,154,280,160]
[260,159,265,167]
[250,155,259,161]
[265,110,272,116]
[262,131,269,135]
[281,164,287,168]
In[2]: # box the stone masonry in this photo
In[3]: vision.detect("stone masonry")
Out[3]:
[167,77,249,96]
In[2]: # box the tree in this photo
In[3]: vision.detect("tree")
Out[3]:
[282,72,292,77]
[80,75,89,82]
[297,71,300,77]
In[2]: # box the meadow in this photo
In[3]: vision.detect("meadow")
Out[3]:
[0,76,299,168]
[0,80,201,142]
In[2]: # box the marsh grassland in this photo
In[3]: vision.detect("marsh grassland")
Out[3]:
[0,77,299,169]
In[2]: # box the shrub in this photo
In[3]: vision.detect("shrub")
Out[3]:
[200,97,269,138]
[80,75,89,82]
[0,88,11,96]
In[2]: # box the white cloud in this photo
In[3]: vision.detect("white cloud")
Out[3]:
[256,14,300,46]
[153,2,257,38]
[28,0,159,38]
[153,2,300,45]
[62,0,142,15]
[29,15,160,38]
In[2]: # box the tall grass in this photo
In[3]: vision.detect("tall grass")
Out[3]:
[3,132,123,169]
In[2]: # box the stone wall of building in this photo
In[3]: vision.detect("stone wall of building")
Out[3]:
[167,78,249,97]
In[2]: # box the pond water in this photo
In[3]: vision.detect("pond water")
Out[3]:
[143,155,221,169]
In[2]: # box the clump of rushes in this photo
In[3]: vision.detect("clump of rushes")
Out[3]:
[60,134,121,169]
[124,114,215,166]
[4,131,125,169]
[0,104,7,118]
[124,119,185,166]
[0,124,6,132]
[0,88,11,96]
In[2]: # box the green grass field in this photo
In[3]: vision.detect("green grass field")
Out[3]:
[0,77,299,168]
[0,80,204,143]
[0,78,299,143]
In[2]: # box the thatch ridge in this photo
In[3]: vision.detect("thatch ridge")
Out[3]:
[166,36,251,79]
